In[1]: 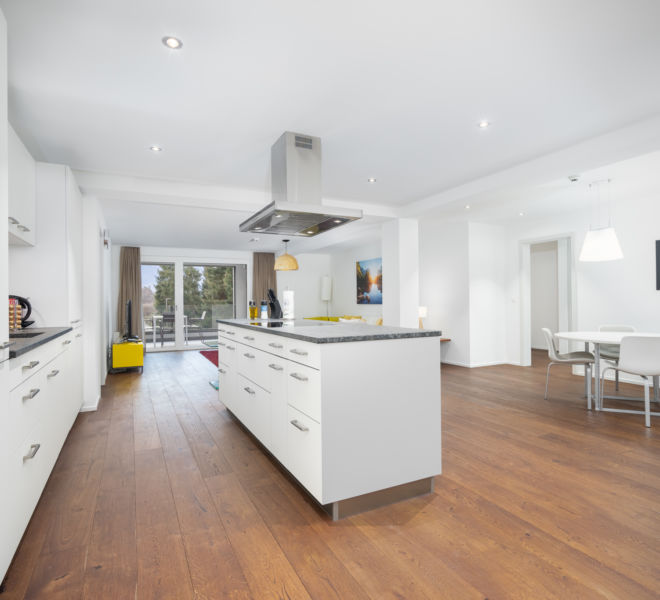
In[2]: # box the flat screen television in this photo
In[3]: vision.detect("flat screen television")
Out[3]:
[124,299,139,341]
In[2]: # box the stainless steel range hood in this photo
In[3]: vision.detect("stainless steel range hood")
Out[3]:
[239,132,362,237]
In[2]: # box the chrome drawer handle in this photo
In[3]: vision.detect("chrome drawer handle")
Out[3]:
[23,360,40,370]
[70,319,81,324]
[243,386,256,395]
[226,331,235,336]
[1,341,11,349]
[290,373,309,382]
[244,335,255,341]
[17,224,30,232]
[63,340,72,346]
[218,328,226,333]
[290,419,309,432]
[23,443,41,460]
[76,334,83,338]
[8,216,19,225]
[290,349,308,356]
[218,368,226,374]
[227,346,235,351]
[268,363,284,371]
[23,388,40,401]
[269,342,284,349]
[243,353,255,359]
[47,369,60,378]
[218,342,226,347]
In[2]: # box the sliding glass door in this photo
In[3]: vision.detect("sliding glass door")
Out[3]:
[141,262,178,351]
[141,260,244,352]
[182,264,235,346]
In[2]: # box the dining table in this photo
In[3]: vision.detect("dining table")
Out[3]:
[555,331,660,411]
[150,314,189,346]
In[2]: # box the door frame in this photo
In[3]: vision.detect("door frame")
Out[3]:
[519,233,577,366]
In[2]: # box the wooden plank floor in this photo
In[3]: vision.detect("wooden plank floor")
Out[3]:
[2,349,659,599]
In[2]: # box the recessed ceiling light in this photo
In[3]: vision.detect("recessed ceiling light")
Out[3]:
[465,205,470,210]
[333,219,342,223]
[150,145,162,152]
[367,177,377,183]
[162,36,183,50]
[253,226,262,230]
[478,120,490,129]
[519,212,525,217]
[275,214,283,218]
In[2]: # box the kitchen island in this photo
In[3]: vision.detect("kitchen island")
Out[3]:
[217,318,442,519]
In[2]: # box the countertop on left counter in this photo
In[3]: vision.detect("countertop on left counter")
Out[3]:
[7,327,73,358]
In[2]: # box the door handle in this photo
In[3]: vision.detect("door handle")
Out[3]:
[23,444,41,460]
[290,348,308,356]
[243,386,256,395]
[290,373,309,382]
[269,342,284,349]
[17,224,30,232]
[8,216,19,225]
[22,388,40,401]
[23,360,40,370]
[47,369,60,378]
[244,336,255,341]
[219,368,226,374]
[268,363,284,371]
[290,419,309,432]
[62,340,72,346]
[243,353,255,359]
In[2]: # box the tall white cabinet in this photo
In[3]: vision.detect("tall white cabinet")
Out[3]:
[7,123,36,246]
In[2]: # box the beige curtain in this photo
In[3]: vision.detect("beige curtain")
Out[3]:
[252,252,277,306]
[117,247,143,340]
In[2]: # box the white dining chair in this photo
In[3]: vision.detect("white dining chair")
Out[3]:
[600,336,660,427]
[599,325,636,390]
[542,328,595,408]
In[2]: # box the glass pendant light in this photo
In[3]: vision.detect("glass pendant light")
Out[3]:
[579,179,623,262]
[274,239,299,271]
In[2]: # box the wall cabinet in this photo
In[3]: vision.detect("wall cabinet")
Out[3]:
[9,162,83,326]
[7,124,36,246]
[0,332,81,580]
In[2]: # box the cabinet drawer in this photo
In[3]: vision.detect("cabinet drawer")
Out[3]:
[217,361,237,414]
[9,333,71,390]
[286,406,322,502]
[237,344,270,391]
[236,375,271,447]
[218,324,240,341]
[287,362,321,423]
[263,336,287,358]
[217,338,238,368]
[285,339,321,369]
[7,369,48,452]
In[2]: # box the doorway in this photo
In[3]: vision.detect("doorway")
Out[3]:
[520,236,575,366]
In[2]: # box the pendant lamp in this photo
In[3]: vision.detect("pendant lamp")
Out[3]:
[274,239,299,271]
[579,179,623,262]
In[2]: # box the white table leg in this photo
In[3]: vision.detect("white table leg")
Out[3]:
[584,342,589,398]
[654,375,659,404]
[594,343,601,410]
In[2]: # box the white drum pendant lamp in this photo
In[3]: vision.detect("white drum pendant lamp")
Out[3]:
[579,179,623,262]
[274,239,299,271]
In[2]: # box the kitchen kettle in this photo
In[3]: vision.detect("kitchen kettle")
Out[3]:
[9,295,34,328]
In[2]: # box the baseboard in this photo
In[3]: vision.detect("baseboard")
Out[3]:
[80,395,100,412]
[442,360,511,368]
[572,365,647,387]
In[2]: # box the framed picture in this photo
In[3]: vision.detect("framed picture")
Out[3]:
[356,257,382,304]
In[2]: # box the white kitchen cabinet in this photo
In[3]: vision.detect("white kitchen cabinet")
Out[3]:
[0,331,79,581]
[218,321,442,518]
[9,162,83,327]
[7,124,36,246]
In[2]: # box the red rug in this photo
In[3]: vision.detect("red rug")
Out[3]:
[199,350,218,367]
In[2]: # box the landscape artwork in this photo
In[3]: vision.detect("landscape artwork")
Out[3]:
[356,257,383,304]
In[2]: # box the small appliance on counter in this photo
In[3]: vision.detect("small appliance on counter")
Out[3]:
[8,295,34,328]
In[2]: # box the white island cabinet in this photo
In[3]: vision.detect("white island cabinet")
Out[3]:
[217,319,442,519]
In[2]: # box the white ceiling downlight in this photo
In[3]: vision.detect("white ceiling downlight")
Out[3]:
[162,36,183,49]
[367,177,377,183]
[149,145,162,152]
[478,120,490,129]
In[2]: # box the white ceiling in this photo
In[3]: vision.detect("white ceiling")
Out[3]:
[3,0,660,213]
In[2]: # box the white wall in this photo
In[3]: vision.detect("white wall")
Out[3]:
[468,222,508,367]
[419,220,470,365]
[275,253,331,318]
[530,241,558,349]
[329,240,383,320]
[81,195,108,410]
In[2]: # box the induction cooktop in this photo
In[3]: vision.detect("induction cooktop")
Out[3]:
[247,320,335,328]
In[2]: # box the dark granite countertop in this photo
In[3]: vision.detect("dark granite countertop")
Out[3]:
[217,318,441,344]
[8,327,72,358]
